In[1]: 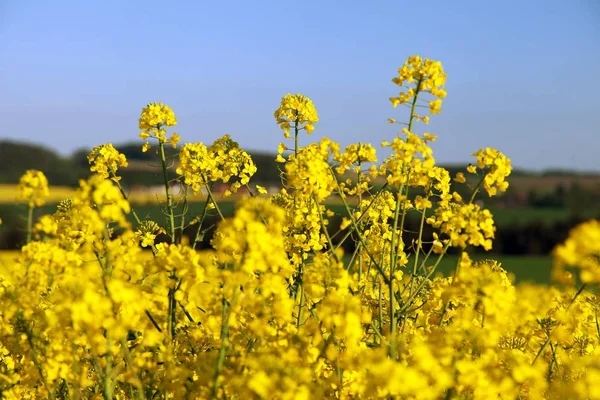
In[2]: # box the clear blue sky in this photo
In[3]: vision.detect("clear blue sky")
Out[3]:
[1,0,599,171]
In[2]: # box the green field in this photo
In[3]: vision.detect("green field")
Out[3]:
[135,203,595,228]
[5,201,593,228]
[419,254,554,285]
[490,207,599,226]
[347,254,555,285]
[0,201,586,288]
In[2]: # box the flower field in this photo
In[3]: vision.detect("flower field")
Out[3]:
[1,56,600,399]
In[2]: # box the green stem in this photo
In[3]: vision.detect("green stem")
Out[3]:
[167,275,182,340]
[103,336,113,400]
[378,282,384,342]
[191,189,213,249]
[407,78,422,132]
[203,179,225,221]
[329,166,401,304]
[167,284,176,339]
[297,283,305,329]
[179,185,189,245]
[412,207,428,277]
[145,310,162,333]
[158,140,176,242]
[387,78,421,341]
[210,288,239,400]
[24,324,54,399]
[399,241,452,314]
[331,183,389,250]
[532,283,586,364]
[313,194,339,264]
[388,185,403,358]
[331,182,389,244]
[294,119,299,158]
[468,172,488,205]
[111,173,141,225]
[26,204,34,244]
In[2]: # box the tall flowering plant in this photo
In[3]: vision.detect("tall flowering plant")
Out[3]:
[0,56,598,400]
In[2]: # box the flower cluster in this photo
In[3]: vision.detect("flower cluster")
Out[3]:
[177,134,257,195]
[135,219,164,248]
[284,138,339,201]
[427,201,496,250]
[390,55,447,116]
[274,93,319,138]
[470,147,512,196]
[87,143,128,180]
[334,142,378,177]
[17,169,49,207]
[212,197,292,276]
[138,102,179,149]
[553,219,600,283]
[379,130,449,197]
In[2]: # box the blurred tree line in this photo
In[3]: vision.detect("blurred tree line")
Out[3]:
[0,140,283,188]
[2,140,600,253]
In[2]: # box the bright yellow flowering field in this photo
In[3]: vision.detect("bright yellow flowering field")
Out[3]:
[0,185,212,205]
[1,56,600,400]
[0,185,76,204]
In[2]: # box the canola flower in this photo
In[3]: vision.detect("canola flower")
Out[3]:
[17,169,50,244]
[17,169,49,208]
[274,93,319,139]
[177,135,257,197]
[0,55,599,400]
[88,144,128,181]
[138,102,178,146]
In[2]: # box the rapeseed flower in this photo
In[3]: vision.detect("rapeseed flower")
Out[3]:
[87,143,128,180]
[17,169,49,207]
[274,93,319,138]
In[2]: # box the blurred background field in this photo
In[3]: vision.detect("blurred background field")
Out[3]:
[1,140,599,286]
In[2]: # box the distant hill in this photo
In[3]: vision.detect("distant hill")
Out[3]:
[1,140,599,192]
[0,140,284,187]
[0,140,87,186]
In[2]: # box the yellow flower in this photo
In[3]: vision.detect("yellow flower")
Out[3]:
[17,170,50,207]
[169,132,181,148]
[340,218,352,230]
[138,102,177,144]
[277,142,288,154]
[138,102,177,130]
[135,220,163,248]
[87,143,128,180]
[472,148,512,197]
[423,133,437,141]
[553,219,600,283]
[429,99,442,114]
[454,172,467,183]
[177,135,257,194]
[274,93,319,139]
[390,56,447,117]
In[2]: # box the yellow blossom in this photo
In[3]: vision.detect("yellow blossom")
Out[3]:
[274,93,319,138]
[17,170,50,207]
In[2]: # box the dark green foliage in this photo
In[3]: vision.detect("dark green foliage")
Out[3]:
[0,140,86,186]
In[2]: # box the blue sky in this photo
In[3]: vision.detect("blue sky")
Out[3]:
[1,0,599,171]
